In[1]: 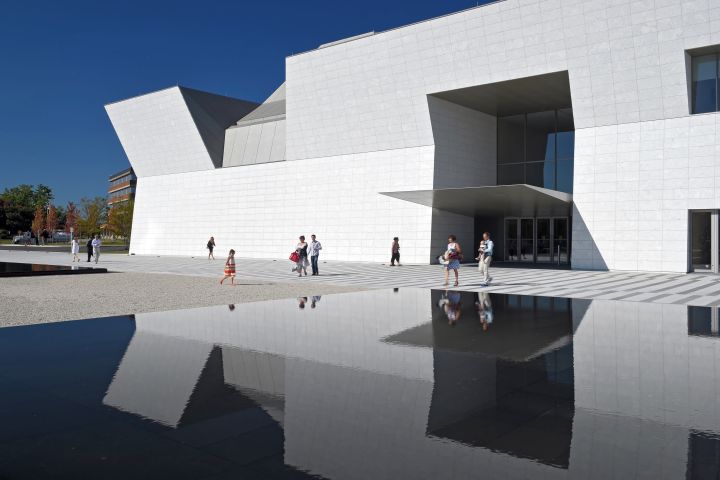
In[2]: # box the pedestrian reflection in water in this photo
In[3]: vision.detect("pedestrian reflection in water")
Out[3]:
[311,295,321,309]
[297,297,308,309]
[438,290,462,326]
[475,292,493,331]
[228,304,235,312]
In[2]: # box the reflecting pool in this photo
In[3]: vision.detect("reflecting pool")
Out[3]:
[0,261,107,277]
[0,289,719,479]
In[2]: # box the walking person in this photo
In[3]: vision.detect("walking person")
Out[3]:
[308,234,322,275]
[71,237,80,262]
[443,234,462,287]
[220,249,236,285]
[86,237,94,262]
[390,237,401,266]
[292,236,309,277]
[479,232,494,286]
[207,236,216,260]
[91,235,102,264]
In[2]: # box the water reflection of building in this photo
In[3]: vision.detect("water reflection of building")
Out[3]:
[102,290,720,479]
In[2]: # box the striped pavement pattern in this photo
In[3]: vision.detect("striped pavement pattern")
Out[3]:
[2,249,720,306]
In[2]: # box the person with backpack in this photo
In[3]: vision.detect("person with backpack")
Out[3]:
[207,236,216,260]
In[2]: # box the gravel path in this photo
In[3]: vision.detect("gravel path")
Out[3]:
[0,272,365,327]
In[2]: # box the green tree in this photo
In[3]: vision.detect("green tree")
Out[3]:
[1,184,34,207]
[108,200,134,245]
[0,199,6,232]
[55,204,66,229]
[0,184,54,233]
[32,185,53,210]
[3,204,33,234]
[78,197,107,236]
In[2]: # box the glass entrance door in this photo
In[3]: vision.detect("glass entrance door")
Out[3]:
[519,218,534,262]
[553,218,569,264]
[505,219,519,261]
[536,218,551,262]
[691,211,713,272]
[503,217,571,264]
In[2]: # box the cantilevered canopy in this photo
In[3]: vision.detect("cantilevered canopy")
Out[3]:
[381,184,572,217]
[430,71,572,117]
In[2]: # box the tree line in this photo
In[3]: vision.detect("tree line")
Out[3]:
[0,184,134,242]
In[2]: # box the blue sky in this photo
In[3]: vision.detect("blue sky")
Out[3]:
[0,0,491,205]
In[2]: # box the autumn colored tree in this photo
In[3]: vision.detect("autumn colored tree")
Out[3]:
[45,205,59,236]
[108,200,134,245]
[65,202,78,235]
[78,197,107,237]
[31,205,45,242]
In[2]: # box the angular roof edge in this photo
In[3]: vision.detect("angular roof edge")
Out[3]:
[288,0,507,58]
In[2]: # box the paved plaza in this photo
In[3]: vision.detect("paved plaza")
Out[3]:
[3,249,720,307]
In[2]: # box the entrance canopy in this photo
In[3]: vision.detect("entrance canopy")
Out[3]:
[381,184,573,217]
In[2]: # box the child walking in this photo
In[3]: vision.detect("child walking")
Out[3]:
[220,249,236,285]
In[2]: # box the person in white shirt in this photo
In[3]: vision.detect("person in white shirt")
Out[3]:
[308,234,323,276]
[71,237,80,262]
[479,232,494,286]
[91,235,102,264]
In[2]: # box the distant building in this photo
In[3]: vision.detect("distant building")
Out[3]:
[108,168,136,207]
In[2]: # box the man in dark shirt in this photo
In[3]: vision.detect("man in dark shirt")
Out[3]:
[86,238,93,262]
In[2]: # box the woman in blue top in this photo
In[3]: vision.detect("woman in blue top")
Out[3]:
[443,234,462,287]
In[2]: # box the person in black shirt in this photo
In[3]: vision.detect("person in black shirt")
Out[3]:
[86,238,93,262]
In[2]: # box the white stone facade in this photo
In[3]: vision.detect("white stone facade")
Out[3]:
[107,0,720,271]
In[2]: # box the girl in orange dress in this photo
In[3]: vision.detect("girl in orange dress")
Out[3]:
[220,249,236,285]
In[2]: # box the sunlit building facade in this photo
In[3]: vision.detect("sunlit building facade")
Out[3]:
[107,0,720,272]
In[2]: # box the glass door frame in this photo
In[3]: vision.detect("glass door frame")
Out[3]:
[504,216,571,264]
[689,209,719,273]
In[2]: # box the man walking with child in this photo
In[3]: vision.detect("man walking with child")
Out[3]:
[478,232,493,286]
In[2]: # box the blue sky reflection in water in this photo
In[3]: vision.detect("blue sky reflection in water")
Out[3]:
[0,289,718,478]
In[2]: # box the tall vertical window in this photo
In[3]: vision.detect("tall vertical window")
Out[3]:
[497,109,574,194]
[692,54,719,114]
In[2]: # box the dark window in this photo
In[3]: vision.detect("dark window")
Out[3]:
[498,114,525,164]
[556,159,574,194]
[526,161,550,189]
[526,111,556,162]
[497,109,574,193]
[498,163,524,185]
[692,54,719,114]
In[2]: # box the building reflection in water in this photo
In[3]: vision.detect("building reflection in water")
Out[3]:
[2,289,720,478]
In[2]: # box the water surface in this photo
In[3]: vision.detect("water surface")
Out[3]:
[0,289,718,479]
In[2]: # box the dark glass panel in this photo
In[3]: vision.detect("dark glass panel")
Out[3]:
[498,164,525,185]
[692,54,718,114]
[691,211,712,271]
[526,111,556,162]
[526,161,549,189]
[519,219,534,262]
[553,218,569,263]
[505,219,518,261]
[536,218,551,262]
[557,108,574,131]
[544,160,556,190]
[556,131,574,160]
[498,114,525,164]
[556,159,574,194]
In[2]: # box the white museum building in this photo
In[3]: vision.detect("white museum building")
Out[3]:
[106,0,720,273]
